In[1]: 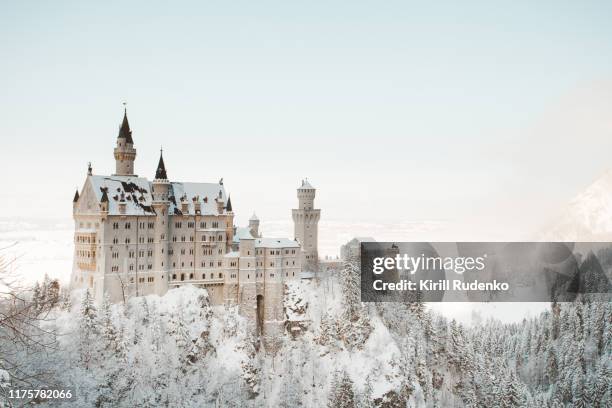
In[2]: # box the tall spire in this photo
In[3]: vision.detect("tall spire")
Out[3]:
[155,148,168,180]
[117,107,133,144]
[73,189,80,202]
[225,195,232,212]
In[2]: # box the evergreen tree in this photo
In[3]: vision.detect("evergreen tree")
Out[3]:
[328,370,355,408]
[78,289,99,369]
[340,255,362,322]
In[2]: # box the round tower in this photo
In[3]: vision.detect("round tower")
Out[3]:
[113,108,137,176]
[249,212,260,238]
[152,149,170,296]
[292,179,320,270]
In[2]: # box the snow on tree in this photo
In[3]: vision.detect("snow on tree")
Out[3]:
[78,289,99,370]
[328,369,355,408]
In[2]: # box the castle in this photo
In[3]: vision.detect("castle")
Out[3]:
[71,109,320,340]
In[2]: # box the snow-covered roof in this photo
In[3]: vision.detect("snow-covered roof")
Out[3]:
[233,227,254,243]
[255,237,300,249]
[249,213,259,221]
[300,179,314,189]
[89,175,155,216]
[87,175,226,216]
[169,182,226,216]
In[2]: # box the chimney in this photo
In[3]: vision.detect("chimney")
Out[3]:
[118,192,127,215]
[180,194,189,214]
[193,196,201,215]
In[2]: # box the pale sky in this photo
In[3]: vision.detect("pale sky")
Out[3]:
[1,1,612,239]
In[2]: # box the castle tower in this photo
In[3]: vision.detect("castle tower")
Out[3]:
[113,108,137,176]
[151,150,170,296]
[72,189,79,214]
[249,213,260,238]
[292,179,320,270]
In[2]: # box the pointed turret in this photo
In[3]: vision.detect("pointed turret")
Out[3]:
[72,188,80,214]
[226,195,233,212]
[155,150,168,180]
[117,108,133,143]
[100,189,109,203]
[152,148,170,204]
[113,106,137,176]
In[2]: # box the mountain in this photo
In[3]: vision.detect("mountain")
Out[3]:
[541,170,612,241]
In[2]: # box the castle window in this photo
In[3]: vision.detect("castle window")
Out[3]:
[270,262,274,267]
[210,273,213,279]
[172,274,176,280]
[218,273,222,278]
[129,264,134,271]
[147,277,154,282]
[292,261,295,265]
[125,222,130,229]
[200,222,205,228]
[270,273,274,278]
[202,235,206,241]
[293,272,295,276]
[189,273,193,279]
[173,262,176,267]
[139,277,145,283]
[201,262,204,267]
[189,236,194,242]
[172,236,177,242]
[180,273,185,281]
[218,261,222,267]
[202,274,205,279]
[181,262,184,267]
[247,274,250,279]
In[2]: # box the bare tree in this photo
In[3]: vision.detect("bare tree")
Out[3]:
[0,247,58,390]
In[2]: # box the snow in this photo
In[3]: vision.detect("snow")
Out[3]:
[232,227,253,243]
[541,169,612,240]
[255,237,299,248]
[86,175,227,216]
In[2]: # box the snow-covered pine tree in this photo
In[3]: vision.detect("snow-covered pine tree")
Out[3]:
[328,369,355,408]
[78,289,99,370]
[340,255,362,322]
[358,374,375,408]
